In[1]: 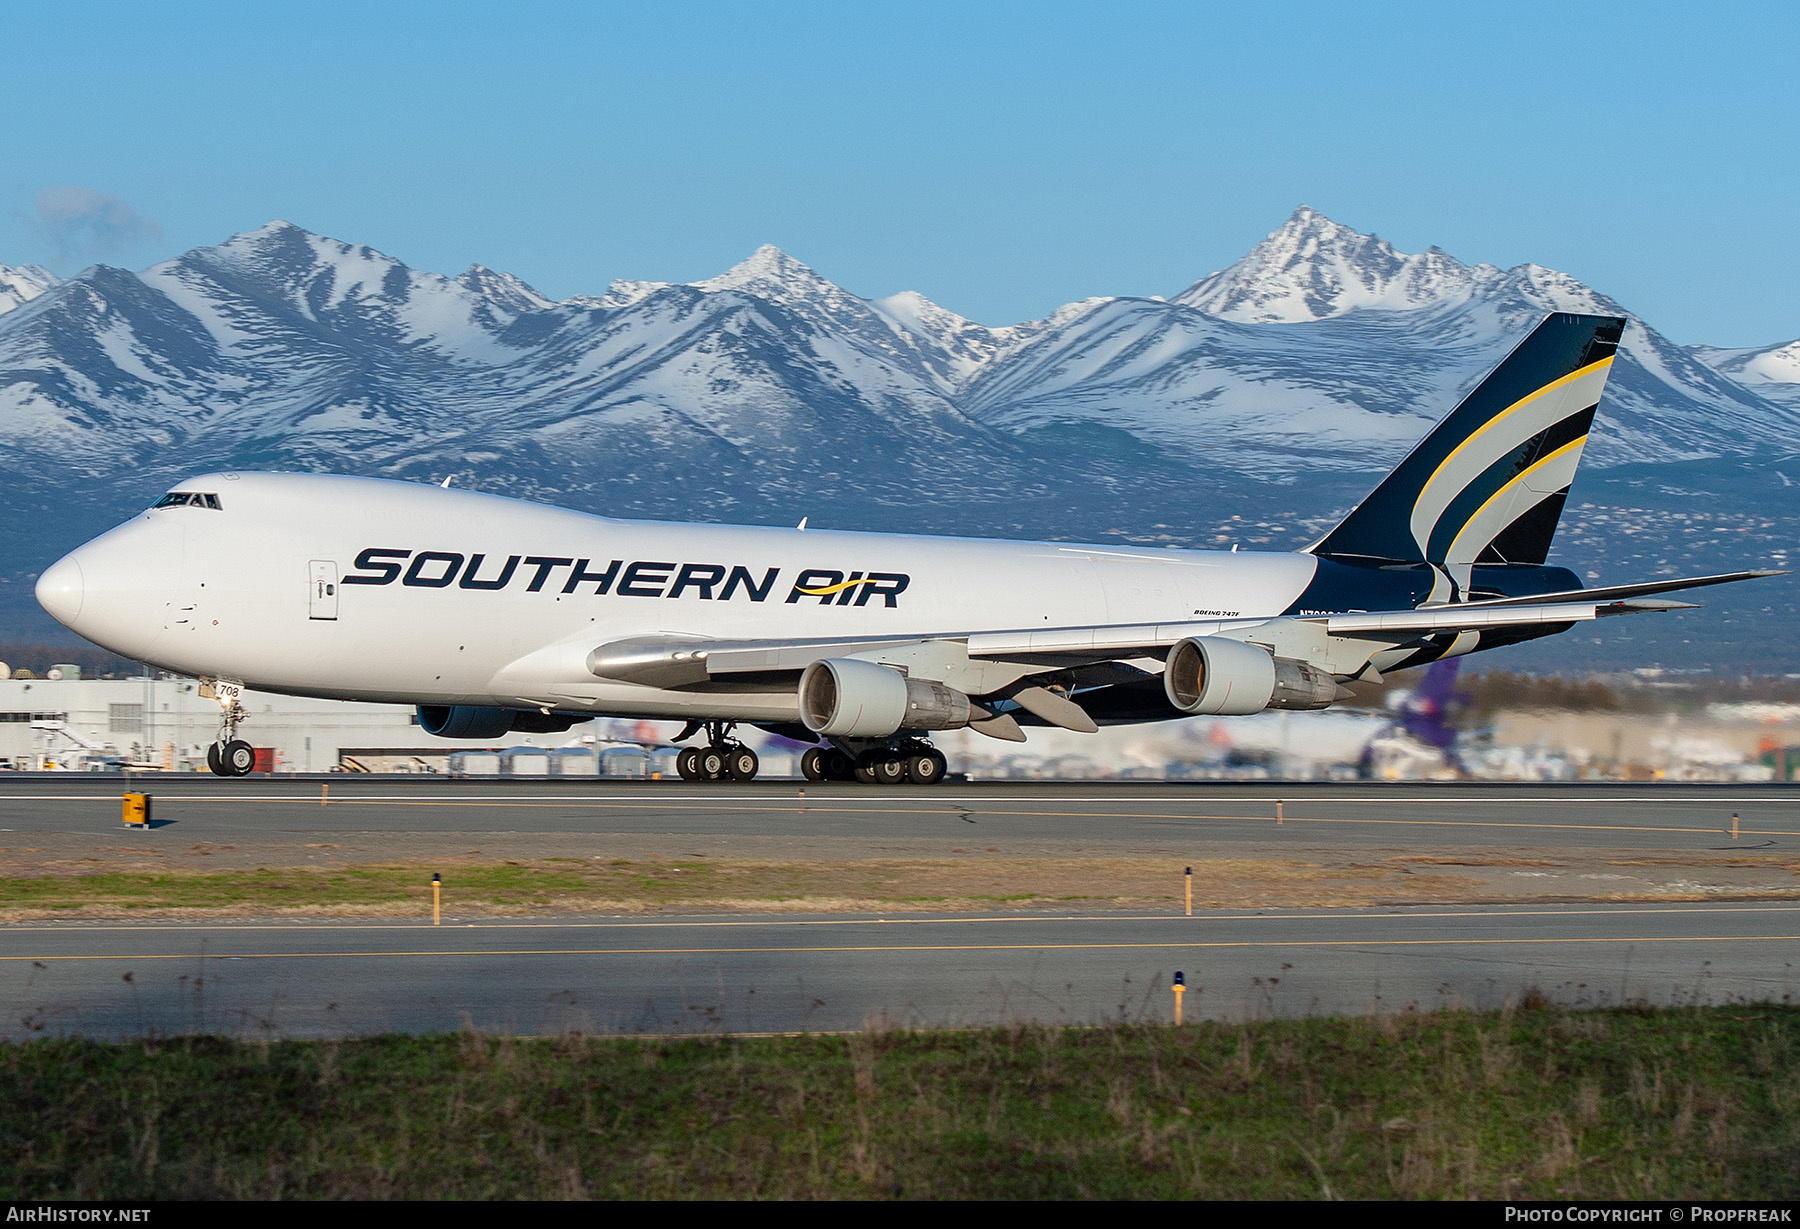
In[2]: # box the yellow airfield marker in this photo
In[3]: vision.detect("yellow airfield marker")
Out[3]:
[1172,971,1186,1025]
[432,872,442,926]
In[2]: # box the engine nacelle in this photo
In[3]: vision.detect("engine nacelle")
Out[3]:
[1162,637,1340,715]
[511,711,590,734]
[1269,657,1340,711]
[1162,637,1275,715]
[416,705,516,739]
[799,658,973,738]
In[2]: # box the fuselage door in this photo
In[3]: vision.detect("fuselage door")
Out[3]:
[309,560,340,621]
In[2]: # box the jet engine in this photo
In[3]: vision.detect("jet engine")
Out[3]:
[417,705,590,738]
[417,705,517,739]
[799,658,973,738]
[1162,637,1338,715]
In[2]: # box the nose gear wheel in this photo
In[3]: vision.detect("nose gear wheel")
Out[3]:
[206,698,254,777]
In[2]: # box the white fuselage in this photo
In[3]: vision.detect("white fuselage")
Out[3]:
[37,473,1322,722]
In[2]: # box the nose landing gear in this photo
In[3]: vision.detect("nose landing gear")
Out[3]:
[202,681,255,777]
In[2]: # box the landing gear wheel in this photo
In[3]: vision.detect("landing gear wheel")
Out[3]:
[800,747,828,782]
[871,753,908,786]
[824,750,856,781]
[906,750,947,785]
[222,739,255,777]
[676,747,700,781]
[853,750,880,784]
[698,746,727,781]
[206,742,225,777]
[857,750,906,785]
[726,745,759,781]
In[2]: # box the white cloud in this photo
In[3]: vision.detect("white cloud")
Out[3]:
[25,186,163,267]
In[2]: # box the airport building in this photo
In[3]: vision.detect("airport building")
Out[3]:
[0,674,684,775]
[0,673,1781,782]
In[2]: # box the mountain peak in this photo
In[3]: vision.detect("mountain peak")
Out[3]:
[1175,206,1479,322]
[1279,203,1354,240]
[695,244,842,302]
[178,220,389,283]
[0,263,58,316]
[205,219,314,258]
[455,263,552,313]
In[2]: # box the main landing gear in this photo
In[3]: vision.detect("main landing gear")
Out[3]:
[675,721,760,782]
[671,723,948,786]
[800,740,947,786]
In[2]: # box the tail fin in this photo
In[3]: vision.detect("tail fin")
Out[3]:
[1308,312,1624,596]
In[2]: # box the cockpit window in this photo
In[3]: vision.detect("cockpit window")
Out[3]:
[150,492,223,510]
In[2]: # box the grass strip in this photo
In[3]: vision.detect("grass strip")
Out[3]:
[0,856,1468,916]
[4,1004,1797,1199]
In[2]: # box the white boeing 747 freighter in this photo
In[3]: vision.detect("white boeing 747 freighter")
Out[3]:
[34,313,1779,780]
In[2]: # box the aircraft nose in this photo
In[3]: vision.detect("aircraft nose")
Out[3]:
[35,554,85,628]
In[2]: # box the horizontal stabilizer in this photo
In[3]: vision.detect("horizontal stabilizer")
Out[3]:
[1315,598,1678,638]
[1437,569,1786,610]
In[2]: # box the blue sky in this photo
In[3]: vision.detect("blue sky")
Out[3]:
[2,0,1795,345]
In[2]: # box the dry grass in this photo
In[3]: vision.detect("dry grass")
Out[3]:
[0,856,1490,919]
[1388,856,1563,867]
[4,1004,1797,1199]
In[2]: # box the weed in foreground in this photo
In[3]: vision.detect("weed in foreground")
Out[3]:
[3,1005,1797,1199]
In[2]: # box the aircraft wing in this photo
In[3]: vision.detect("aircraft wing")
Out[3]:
[581,595,1697,688]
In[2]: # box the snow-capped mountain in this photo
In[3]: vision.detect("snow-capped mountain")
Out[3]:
[1026,205,1800,470]
[0,263,57,315]
[2,207,1797,670]
[1176,205,1484,322]
[1696,338,1800,408]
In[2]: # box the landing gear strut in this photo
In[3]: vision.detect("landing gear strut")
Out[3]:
[675,721,760,783]
[206,694,255,777]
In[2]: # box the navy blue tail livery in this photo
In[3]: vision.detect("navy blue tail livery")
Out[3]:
[1309,313,1625,601]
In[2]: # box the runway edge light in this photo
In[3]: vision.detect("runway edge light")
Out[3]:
[433,872,442,926]
[1172,971,1186,1026]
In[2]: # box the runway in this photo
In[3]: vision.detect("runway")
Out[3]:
[1,778,1793,851]
[7,902,1796,1039]
[4,779,1797,1038]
